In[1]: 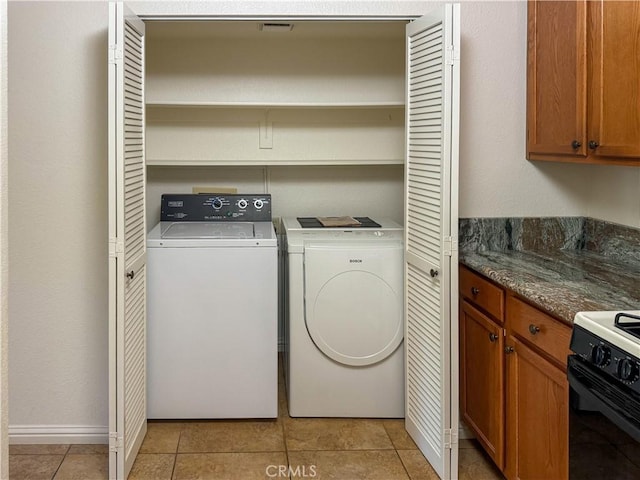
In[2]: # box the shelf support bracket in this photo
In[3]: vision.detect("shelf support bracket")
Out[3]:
[260,111,273,149]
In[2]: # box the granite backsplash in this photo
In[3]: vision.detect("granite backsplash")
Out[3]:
[459,216,640,260]
[458,217,640,323]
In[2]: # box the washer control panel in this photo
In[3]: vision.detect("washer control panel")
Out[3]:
[161,194,272,222]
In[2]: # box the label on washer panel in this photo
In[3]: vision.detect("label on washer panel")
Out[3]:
[161,194,272,222]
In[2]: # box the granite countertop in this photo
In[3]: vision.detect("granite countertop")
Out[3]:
[459,217,640,326]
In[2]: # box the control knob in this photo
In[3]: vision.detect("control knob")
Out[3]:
[212,198,223,210]
[590,344,611,367]
[237,199,248,209]
[253,199,264,210]
[617,358,639,383]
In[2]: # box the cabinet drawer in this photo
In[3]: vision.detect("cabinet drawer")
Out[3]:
[507,296,571,367]
[460,266,505,322]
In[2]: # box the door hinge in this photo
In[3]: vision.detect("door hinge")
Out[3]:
[443,428,458,449]
[445,45,459,66]
[109,238,124,258]
[108,44,123,64]
[109,432,123,453]
[443,236,457,257]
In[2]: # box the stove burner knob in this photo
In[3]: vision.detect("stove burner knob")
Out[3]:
[591,344,611,367]
[212,198,223,210]
[617,359,639,382]
[253,199,264,210]
[237,199,248,209]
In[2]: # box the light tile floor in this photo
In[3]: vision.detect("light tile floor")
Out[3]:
[9,362,504,480]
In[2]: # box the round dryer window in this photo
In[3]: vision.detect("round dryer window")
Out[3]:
[305,258,403,367]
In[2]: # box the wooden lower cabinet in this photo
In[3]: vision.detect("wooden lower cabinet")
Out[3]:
[505,336,569,480]
[459,265,570,480]
[460,300,505,470]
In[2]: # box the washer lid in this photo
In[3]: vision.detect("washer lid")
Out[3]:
[161,222,255,239]
[306,270,403,367]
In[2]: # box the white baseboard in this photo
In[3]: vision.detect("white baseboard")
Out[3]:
[9,425,108,444]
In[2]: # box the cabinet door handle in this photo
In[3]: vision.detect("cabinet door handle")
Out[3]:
[429,269,439,278]
[528,324,540,335]
[504,346,514,354]
[471,287,480,296]
[489,333,499,342]
[588,140,600,150]
[126,270,135,280]
[571,140,582,149]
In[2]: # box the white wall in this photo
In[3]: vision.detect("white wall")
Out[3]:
[583,165,640,228]
[1,0,8,472]
[6,0,640,445]
[8,2,109,442]
[457,1,640,228]
[131,0,443,18]
[146,166,405,228]
[458,1,588,219]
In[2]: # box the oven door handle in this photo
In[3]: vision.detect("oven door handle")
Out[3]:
[568,366,640,443]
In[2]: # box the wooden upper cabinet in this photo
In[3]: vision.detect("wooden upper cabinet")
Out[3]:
[588,1,640,159]
[527,0,640,165]
[527,0,587,158]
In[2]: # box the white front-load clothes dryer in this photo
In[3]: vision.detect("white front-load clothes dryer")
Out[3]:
[283,217,404,417]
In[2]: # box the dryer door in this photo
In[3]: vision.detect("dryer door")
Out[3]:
[304,243,403,367]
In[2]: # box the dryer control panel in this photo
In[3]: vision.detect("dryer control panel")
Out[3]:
[161,194,272,222]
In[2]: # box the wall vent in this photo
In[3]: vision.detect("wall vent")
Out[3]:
[258,22,294,32]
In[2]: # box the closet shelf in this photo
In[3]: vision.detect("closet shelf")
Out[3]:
[145,101,406,109]
[146,158,405,167]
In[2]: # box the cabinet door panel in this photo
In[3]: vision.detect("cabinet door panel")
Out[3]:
[460,300,504,470]
[506,337,569,480]
[527,0,587,157]
[588,1,640,158]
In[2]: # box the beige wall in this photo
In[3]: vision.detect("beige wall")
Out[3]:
[8,2,109,441]
[457,1,640,228]
[6,0,639,444]
[1,0,8,472]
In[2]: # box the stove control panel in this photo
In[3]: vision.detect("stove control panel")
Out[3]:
[571,325,640,391]
[161,194,272,222]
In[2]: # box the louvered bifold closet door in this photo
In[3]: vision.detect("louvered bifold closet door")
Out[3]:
[108,3,147,479]
[405,5,460,480]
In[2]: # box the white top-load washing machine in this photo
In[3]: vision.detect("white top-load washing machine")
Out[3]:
[147,194,277,419]
[283,216,404,418]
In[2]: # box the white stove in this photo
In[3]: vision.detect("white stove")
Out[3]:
[574,310,640,359]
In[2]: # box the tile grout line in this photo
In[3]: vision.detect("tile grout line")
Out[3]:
[171,427,183,480]
[48,444,70,480]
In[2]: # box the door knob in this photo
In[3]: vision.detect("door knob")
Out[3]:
[489,333,499,342]
[528,324,540,335]
[571,140,582,149]
[471,287,480,296]
[504,346,514,354]
[126,270,135,280]
[429,269,439,278]
[588,140,599,150]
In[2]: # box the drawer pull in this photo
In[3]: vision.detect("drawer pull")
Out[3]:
[489,333,499,342]
[471,287,480,296]
[528,324,541,335]
[505,346,515,354]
